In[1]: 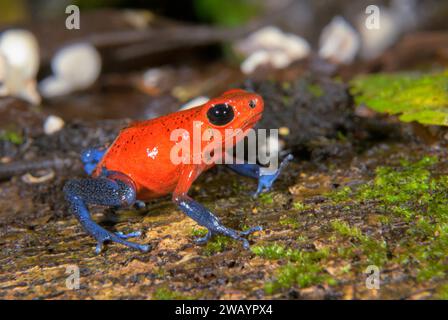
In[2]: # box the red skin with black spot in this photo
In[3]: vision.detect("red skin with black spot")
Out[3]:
[94,89,264,200]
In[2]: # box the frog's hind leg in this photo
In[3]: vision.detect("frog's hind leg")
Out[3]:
[63,170,150,253]
[81,148,106,175]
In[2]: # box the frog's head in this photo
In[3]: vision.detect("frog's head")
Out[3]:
[201,88,263,134]
[198,89,264,159]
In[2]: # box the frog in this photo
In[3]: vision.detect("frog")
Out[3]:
[63,89,293,253]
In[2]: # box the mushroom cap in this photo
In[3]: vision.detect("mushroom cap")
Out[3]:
[0,29,40,79]
[52,42,101,89]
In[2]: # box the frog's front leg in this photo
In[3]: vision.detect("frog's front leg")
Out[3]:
[81,148,106,175]
[227,154,293,197]
[63,170,150,253]
[172,165,262,249]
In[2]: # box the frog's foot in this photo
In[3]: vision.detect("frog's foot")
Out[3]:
[175,194,262,249]
[253,154,293,197]
[93,227,150,254]
[81,148,106,175]
[64,174,151,254]
[199,225,263,249]
[193,231,212,245]
[195,226,262,249]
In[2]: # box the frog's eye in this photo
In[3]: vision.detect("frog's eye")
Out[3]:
[249,100,256,108]
[207,103,234,126]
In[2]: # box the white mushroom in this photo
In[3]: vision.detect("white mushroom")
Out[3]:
[39,42,102,98]
[318,16,361,65]
[0,29,41,105]
[241,50,271,75]
[234,26,310,74]
[0,29,39,79]
[43,115,65,135]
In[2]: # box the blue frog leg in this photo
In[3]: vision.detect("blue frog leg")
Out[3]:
[63,169,150,253]
[172,164,262,249]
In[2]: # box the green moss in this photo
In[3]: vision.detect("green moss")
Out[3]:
[378,215,391,225]
[203,235,231,255]
[265,263,333,294]
[350,71,448,126]
[259,192,274,204]
[293,201,308,211]
[279,217,300,229]
[329,156,448,282]
[436,284,448,300]
[307,83,324,98]
[252,244,334,293]
[191,227,208,237]
[331,220,364,239]
[0,130,23,145]
[252,243,288,260]
[329,186,351,202]
[152,287,190,300]
[331,220,388,266]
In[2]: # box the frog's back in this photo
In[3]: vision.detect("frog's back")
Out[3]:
[95,107,202,199]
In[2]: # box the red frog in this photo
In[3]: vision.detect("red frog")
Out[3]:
[64,89,292,253]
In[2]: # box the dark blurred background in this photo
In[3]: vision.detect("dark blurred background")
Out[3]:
[0,0,447,120]
[2,0,447,43]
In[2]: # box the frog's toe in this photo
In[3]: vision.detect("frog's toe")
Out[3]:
[237,226,262,249]
[115,230,142,239]
[219,225,262,250]
[239,225,262,236]
[194,231,212,245]
[133,200,146,209]
[252,185,269,198]
[253,154,294,197]
[94,230,150,254]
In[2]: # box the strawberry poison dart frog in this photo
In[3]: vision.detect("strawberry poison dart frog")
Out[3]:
[64,89,292,253]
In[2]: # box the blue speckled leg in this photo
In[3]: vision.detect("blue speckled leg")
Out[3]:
[63,170,150,254]
[173,195,262,249]
[81,148,106,175]
[227,154,293,197]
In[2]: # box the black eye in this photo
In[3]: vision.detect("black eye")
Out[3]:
[207,103,234,126]
[249,100,256,108]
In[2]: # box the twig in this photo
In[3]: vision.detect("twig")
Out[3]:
[0,157,76,180]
